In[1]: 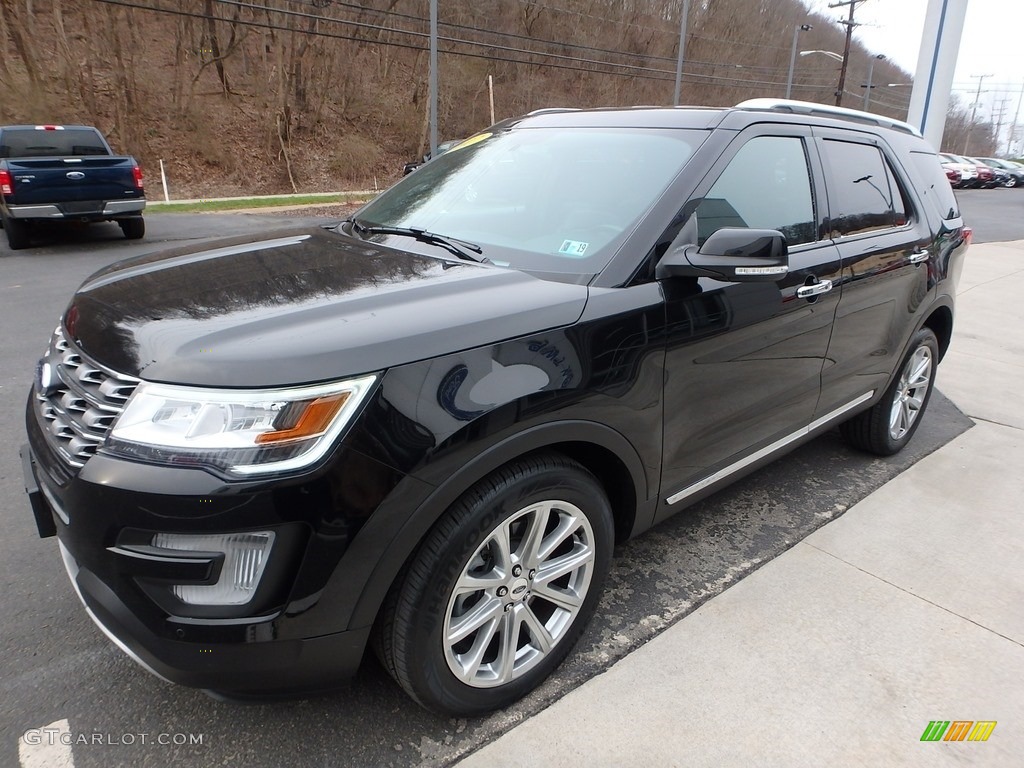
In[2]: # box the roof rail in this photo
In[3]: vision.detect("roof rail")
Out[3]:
[735,98,922,137]
[526,107,581,116]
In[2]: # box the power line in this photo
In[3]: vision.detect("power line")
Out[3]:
[89,0,840,92]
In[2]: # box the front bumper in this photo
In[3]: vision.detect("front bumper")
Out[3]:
[56,535,368,693]
[21,408,404,695]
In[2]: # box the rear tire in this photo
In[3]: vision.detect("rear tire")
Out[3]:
[4,216,31,250]
[119,216,145,240]
[375,453,614,716]
[840,328,939,456]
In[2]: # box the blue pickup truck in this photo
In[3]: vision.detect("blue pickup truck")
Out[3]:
[0,124,146,250]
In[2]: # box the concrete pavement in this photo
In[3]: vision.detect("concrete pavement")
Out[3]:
[456,240,1024,767]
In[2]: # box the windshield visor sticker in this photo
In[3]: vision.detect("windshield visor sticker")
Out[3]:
[449,133,492,152]
[558,240,589,257]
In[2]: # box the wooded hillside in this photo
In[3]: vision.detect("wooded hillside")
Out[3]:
[0,0,997,198]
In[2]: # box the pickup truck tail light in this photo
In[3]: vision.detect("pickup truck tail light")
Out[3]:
[132,165,144,190]
[0,169,13,195]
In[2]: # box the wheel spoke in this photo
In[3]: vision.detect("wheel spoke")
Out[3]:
[889,398,903,434]
[494,608,522,685]
[517,504,550,570]
[532,582,583,612]
[454,570,504,595]
[456,614,502,682]
[908,355,931,388]
[535,543,593,586]
[537,512,583,563]
[492,523,514,573]
[521,604,554,654]
[447,596,503,645]
[900,400,912,433]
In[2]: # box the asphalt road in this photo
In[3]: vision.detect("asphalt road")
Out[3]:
[0,190,1015,768]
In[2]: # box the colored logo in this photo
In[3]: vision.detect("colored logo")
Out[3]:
[920,721,996,742]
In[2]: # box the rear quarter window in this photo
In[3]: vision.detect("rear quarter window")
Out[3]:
[909,150,960,220]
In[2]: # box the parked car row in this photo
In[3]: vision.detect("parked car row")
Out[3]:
[939,152,1024,189]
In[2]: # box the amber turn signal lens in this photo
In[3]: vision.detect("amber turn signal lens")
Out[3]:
[254,393,350,444]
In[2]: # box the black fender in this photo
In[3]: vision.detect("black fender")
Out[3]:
[335,419,652,633]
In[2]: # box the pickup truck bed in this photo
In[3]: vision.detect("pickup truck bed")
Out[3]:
[0,125,146,250]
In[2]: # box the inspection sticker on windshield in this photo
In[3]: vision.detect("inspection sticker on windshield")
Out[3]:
[558,240,589,256]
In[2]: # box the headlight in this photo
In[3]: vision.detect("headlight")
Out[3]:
[105,375,376,476]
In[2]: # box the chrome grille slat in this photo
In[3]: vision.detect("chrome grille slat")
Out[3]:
[54,362,125,413]
[34,329,139,469]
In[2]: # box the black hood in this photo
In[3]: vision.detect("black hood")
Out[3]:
[65,227,589,387]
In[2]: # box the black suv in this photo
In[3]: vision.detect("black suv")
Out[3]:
[22,99,970,716]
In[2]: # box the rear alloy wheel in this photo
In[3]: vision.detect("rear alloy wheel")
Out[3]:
[376,453,613,716]
[840,327,938,456]
[4,216,31,250]
[119,216,145,240]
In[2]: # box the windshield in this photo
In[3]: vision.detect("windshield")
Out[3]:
[353,127,706,276]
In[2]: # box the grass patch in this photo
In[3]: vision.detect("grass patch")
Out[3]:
[148,192,372,213]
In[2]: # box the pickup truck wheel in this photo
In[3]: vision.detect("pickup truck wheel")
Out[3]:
[375,453,613,716]
[4,217,31,250]
[119,217,145,240]
[840,328,939,456]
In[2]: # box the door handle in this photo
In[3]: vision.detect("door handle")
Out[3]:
[796,279,834,299]
[909,249,930,264]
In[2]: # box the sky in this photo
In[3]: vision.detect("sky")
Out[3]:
[800,0,1024,142]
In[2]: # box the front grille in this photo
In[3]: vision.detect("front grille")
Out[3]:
[34,328,139,468]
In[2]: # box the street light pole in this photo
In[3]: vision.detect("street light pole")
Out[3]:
[863,54,885,111]
[786,23,813,100]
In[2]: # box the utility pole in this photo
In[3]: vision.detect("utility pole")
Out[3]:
[992,97,1012,155]
[829,0,864,107]
[1008,82,1024,156]
[964,74,993,155]
[429,0,438,155]
[672,0,691,106]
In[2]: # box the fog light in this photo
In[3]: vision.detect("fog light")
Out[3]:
[152,531,275,606]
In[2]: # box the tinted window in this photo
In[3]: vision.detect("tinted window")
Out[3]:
[822,140,908,237]
[696,136,816,247]
[0,128,109,158]
[909,150,959,220]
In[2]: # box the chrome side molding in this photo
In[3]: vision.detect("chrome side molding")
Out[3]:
[664,391,875,506]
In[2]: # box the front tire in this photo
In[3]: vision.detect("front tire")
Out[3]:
[840,327,939,456]
[375,453,614,716]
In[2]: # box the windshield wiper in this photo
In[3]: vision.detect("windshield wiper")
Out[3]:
[351,221,486,263]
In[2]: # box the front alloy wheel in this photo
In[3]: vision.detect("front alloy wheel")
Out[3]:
[443,499,596,688]
[375,453,613,716]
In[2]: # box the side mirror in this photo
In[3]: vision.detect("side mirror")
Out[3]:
[655,228,789,282]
